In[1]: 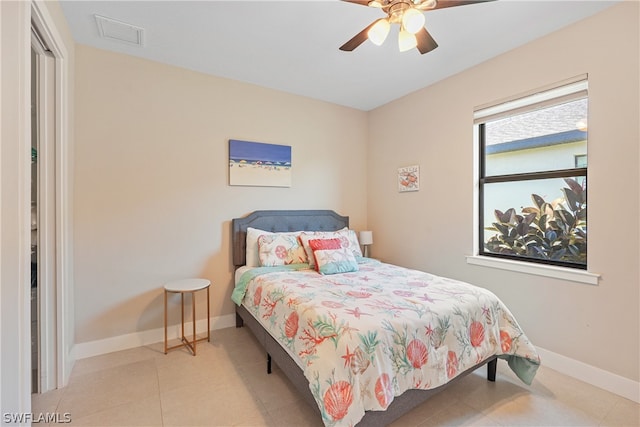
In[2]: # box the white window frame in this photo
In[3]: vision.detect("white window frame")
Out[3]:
[468,75,600,285]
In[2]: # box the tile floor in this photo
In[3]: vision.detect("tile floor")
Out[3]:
[32,327,639,426]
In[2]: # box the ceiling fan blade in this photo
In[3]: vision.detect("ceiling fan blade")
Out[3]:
[341,0,372,6]
[339,19,383,52]
[431,0,495,11]
[415,27,438,54]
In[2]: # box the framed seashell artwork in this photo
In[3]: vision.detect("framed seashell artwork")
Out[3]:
[398,165,419,192]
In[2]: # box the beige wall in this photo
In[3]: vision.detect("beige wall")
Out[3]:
[73,45,368,343]
[367,2,639,382]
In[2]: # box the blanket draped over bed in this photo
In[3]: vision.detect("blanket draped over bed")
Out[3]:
[232,259,540,427]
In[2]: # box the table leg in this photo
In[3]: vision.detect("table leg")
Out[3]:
[181,293,185,342]
[164,289,168,354]
[192,291,197,356]
[207,286,210,342]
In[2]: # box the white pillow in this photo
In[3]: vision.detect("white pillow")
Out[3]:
[258,233,307,266]
[245,227,302,267]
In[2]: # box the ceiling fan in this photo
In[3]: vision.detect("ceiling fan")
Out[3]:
[340,0,493,54]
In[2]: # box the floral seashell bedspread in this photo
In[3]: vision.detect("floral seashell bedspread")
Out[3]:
[232,260,540,427]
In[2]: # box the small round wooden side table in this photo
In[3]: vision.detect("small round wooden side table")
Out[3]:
[164,278,210,356]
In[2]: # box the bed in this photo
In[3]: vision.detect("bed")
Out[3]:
[231,210,540,426]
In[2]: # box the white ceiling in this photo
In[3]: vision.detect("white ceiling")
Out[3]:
[59,0,617,111]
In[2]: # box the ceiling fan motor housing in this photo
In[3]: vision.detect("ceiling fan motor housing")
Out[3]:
[389,2,412,24]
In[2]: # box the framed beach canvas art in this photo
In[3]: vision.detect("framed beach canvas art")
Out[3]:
[229,139,292,187]
[398,165,419,192]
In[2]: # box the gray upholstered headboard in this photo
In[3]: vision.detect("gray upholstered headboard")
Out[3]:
[232,210,349,268]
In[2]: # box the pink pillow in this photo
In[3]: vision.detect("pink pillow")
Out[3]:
[299,228,362,269]
[308,238,359,275]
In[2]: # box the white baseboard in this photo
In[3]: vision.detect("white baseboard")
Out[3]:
[72,314,236,360]
[536,346,640,403]
[72,320,638,404]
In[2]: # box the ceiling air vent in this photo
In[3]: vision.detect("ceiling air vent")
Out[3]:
[95,15,144,47]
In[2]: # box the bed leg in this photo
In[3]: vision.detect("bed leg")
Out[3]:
[267,353,272,374]
[487,358,497,382]
[235,312,244,328]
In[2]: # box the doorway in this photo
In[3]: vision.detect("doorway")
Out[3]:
[30,46,39,393]
[30,18,59,394]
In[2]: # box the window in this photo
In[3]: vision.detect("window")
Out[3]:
[475,79,588,269]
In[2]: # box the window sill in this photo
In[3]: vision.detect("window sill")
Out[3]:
[466,255,600,285]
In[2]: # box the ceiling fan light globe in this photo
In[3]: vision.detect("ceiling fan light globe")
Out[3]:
[402,8,425,34]
[398,29,417,52]
[367,19,390,46]
[416,0,437,10]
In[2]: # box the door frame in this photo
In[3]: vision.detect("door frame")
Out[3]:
[31,28,57,394]
[30,0,74,393]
